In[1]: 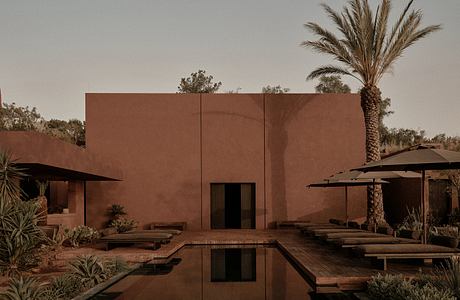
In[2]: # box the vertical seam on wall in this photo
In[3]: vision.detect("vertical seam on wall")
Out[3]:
[263,94,266,229]
[200,94,203,230]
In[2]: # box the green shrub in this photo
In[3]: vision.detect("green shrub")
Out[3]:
[109,217,137,233]
[367,274,412,300]
[64,225,100,247]
[68,255,108,288]
[0,276,44,300]
[41,274,83,300]
[433,256,460,298]
[406,284,454,300]
[368,274,454,300]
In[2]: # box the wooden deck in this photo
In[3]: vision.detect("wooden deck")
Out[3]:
[143,229,434,293]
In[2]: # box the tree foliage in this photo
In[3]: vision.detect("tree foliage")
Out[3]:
[303,0,440,225]
[178,70,222,93]
[262,85,290,94]
[314,76,351,93]
[0,102,85,147]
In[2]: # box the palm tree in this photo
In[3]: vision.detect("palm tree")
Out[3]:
[302,0,441,225]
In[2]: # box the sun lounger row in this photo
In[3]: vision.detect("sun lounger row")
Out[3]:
[296,220,458,270]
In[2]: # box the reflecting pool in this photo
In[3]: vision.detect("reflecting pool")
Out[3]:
[93,245,316,299]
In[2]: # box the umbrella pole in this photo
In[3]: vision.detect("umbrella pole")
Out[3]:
[345,186,349,227]
[422,170,427,244]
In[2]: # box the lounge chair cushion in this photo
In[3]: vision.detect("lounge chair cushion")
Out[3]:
[322,232,385,240]
[337,237,419,246]
[354,244,457,256]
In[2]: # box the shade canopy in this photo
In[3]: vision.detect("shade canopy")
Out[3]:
[308,179,388,188]
[325,170,421,181]
[352,147,460,244]
[353,148,460,172]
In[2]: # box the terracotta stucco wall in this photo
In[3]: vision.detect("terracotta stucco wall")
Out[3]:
[265,94,367,227]
[85,94,202,229]
[86,93,366,230]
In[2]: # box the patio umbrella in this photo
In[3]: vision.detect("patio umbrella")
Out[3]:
[353,148,460,243]
[309,170,420,226]
[308,177,388,226]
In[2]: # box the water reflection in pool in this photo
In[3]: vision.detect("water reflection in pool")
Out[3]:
[94,246,314,300]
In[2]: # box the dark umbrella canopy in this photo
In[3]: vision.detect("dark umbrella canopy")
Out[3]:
[353,148,460,243]
[308,177,389,226]
[353,149,460,172]
[325,170,421,181]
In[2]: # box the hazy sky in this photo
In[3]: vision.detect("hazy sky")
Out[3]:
[0,0,459,137]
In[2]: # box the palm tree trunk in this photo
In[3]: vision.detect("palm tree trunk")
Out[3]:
[361,85,385,225]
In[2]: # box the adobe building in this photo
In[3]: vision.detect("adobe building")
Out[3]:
[0,131,122,228]
[84,93,367,230]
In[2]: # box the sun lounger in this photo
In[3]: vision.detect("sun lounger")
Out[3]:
[333,237,420,248]
[100,232,173,250]
[353,244,458,270]
[124,229,182,235]
[320,232,385,241]
[308,228,364,237]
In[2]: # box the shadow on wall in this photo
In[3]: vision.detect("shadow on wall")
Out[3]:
[263,95,313,225]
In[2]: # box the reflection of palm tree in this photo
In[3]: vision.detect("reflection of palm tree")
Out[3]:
[303,0,440,225]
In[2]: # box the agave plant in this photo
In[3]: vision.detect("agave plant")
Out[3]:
[108,204,127,219]
[41,274,83,300]
[64,225,100,247]
[0,276,44,300]
[0,151,27,204]
[68,255,108,288]
[0,151,46,276]
[0,200,46,276]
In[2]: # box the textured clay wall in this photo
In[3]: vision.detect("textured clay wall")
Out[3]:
[201,94,265,229]
[86,93,366,230]
[266,94,366,227]
[85,94,201,229]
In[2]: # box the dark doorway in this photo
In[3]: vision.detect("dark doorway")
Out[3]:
[211,183,255,229]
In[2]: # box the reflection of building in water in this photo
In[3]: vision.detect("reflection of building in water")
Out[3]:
[211,248,256,282]
[96,247,313,299]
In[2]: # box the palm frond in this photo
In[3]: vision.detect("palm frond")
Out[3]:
[307,65,363,84]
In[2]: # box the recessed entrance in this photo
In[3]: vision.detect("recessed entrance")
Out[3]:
[210,183,255,229]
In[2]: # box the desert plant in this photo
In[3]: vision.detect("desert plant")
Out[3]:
[0,151,27,204]
[367,274,454,300]
[64,225,100,247]
[367,274,412,300]
[406,284,454,300]
[432,256,460,298]
[397,207,423,232]
[0,200,46,276]
[68,255,108,288]
[40,274,83,300]
[109,217,137,233]
[0,276,44,300]
[108,204,127,220]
